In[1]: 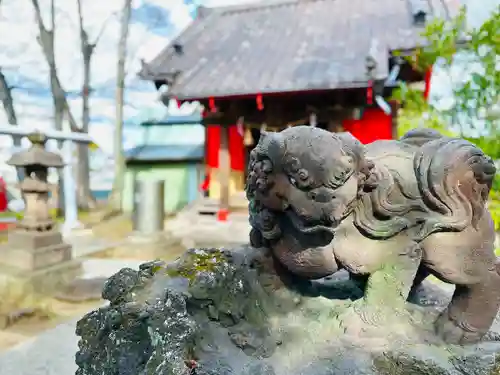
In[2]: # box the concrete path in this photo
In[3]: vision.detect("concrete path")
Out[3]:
[0,318,79,374]
[165,210,250,247]
[66,230,123,258]
[0,258,144,375]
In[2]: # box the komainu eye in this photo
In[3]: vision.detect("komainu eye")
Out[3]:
[289,177,297,186]
[309,188,335,203]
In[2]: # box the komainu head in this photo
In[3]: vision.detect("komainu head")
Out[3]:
[246,126,374,247]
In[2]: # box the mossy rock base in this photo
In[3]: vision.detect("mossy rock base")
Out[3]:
[75,246,500,375]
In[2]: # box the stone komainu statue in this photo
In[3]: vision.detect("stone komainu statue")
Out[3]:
[246,126,499,344]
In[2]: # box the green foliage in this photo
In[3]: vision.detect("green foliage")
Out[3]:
[395,106,455,139]
[393,6,500,231]
[392,5,500,138]
[489,198,500,231]
[463,136,500,160]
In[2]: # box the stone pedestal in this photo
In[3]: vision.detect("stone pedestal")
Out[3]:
[0,229,82,293]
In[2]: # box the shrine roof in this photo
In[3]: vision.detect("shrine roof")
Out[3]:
[139,0,458,100]
[125,144,204,163]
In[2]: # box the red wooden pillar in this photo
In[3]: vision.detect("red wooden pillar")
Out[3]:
[217,125,230,221]
[390,101,400,139]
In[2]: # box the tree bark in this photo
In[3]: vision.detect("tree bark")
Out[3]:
[107,0,132,212]
[75,50,96,210]
[0,69,23,181]
[30,0,65,215]
[31,0,88,215]
[75,0,100,210]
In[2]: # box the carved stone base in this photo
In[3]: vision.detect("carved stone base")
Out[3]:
[6,230,63,250]
[0,259,82,294]
[0,230,71,271]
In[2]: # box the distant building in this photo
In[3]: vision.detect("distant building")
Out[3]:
[139,0,458,218]
[122,112,205,214]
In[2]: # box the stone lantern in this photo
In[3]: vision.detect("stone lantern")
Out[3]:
[7,131,64,231]
[0,131,81,292]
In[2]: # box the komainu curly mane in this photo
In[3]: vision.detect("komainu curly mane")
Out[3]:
[246,133,283,248]
[246,128,496,245]
[353,130,496,241]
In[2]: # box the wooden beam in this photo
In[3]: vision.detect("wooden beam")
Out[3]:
[201,88,371,129]
[390,101,400,139]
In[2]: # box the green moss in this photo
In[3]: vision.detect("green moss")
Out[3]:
[3,208,92,223]
[164,250,226,285]
[363,264,405,308]
[373,353,449,375]
[489,356,500,375]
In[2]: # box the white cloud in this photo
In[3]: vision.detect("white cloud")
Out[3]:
[0,0,265,158]
[144,0,192,31]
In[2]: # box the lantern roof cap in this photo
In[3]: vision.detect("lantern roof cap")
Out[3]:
[7,131,64,168]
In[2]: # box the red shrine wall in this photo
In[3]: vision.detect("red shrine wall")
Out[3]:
[205,107,393,171]
[202,108,393,197]
[342,107,393,144]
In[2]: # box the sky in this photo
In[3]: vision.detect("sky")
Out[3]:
[0,0,259,156]
[0,0,498,157]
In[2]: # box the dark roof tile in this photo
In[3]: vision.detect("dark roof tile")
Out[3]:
[141,0,456,99]
[141,112,203,126]
[125,144,204,163]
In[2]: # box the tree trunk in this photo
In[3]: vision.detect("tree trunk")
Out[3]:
[76,44,96,210]
[108,0,132,212]
[31,0,84,216]
[0,70,18,129]
[0,69,24,181]
[75,0,101,211]
[51,68,66,215]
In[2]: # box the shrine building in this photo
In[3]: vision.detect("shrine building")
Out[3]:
[139,0,458,220]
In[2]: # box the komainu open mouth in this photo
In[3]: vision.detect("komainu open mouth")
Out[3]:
[285,208,337,235]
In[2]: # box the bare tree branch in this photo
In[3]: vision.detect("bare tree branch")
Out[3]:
[31,0,79,133]
[0,69,18,126]
[108,0,133,211]
[93,12,117,46]
[75,0,103,209]
[76,0,85,42]
[50,0,55,32]
[30,0,76,214]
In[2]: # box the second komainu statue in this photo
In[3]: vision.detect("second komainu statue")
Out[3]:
[247,126,499,344]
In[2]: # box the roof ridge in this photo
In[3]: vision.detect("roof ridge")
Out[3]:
[142,0,308,75]
[208,0,328,14]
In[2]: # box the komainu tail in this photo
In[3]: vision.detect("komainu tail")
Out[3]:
[413,136,496,239]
